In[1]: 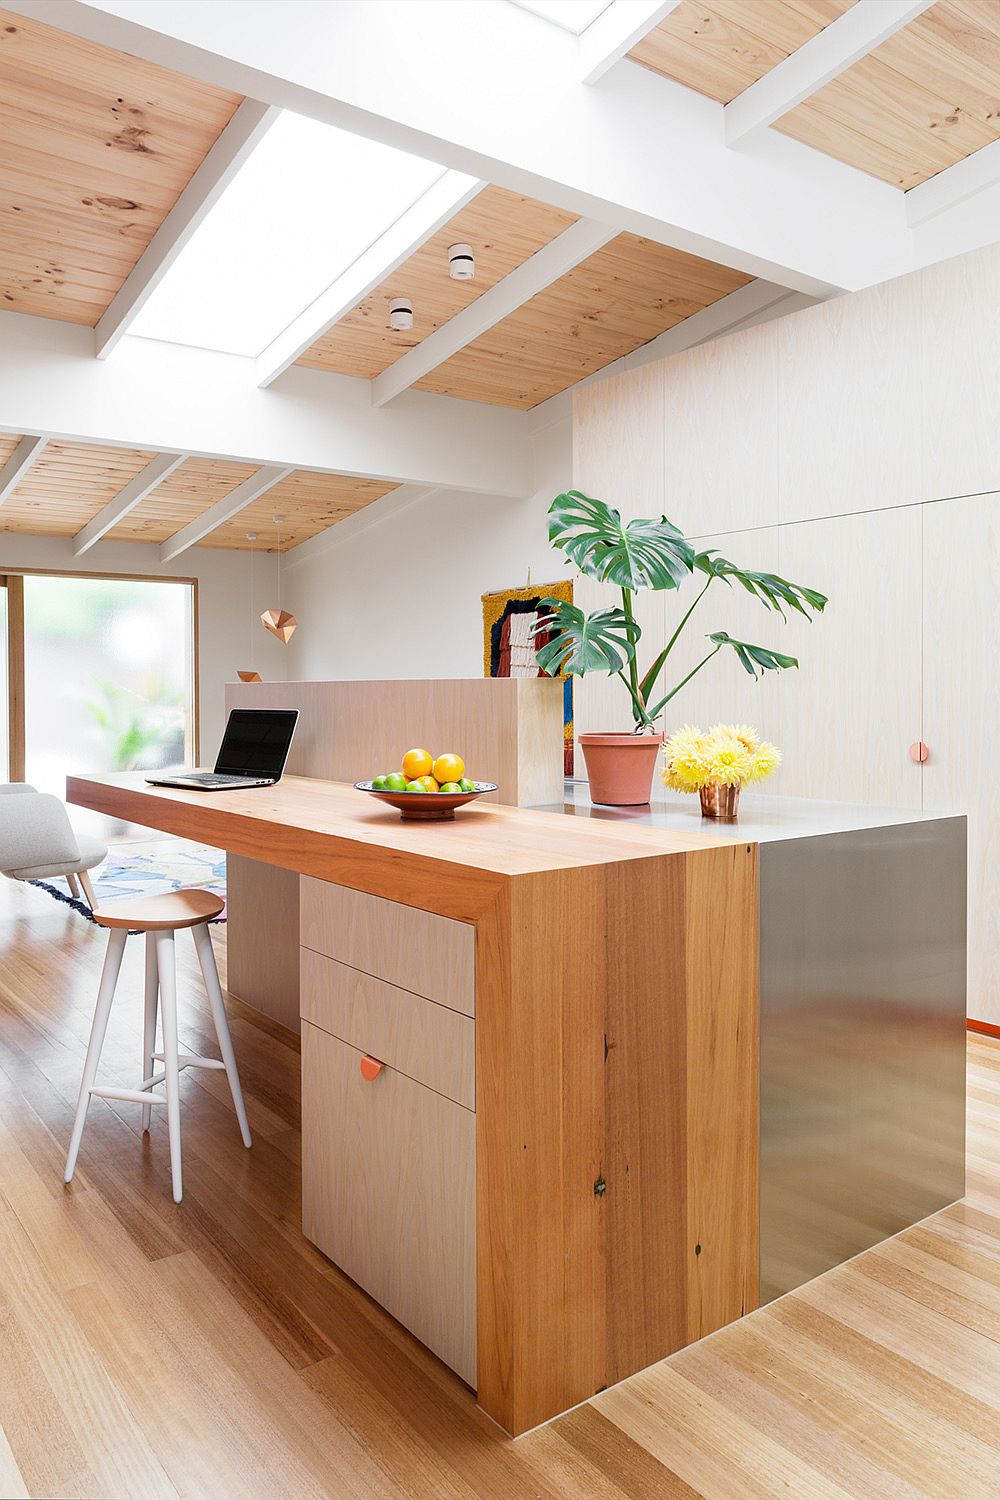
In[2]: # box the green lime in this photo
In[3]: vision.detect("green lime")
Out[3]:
[371,775,388,791]
[405,780,427,793]
[439,781,462,793]
[384,772,408,791]
[458,778,475,793]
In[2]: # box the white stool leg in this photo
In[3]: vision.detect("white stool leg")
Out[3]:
[155,930,183,1203]
[64,927,127,1183]
[66,871,81,900]
[78,869,97,910]
[141,932,158,1135]
[191,921,252,1149]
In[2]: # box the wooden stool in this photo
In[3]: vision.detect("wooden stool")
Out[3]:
[64,889,252,1203]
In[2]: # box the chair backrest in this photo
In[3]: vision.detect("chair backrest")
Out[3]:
[0,791,81,872]
[0,783,38,795]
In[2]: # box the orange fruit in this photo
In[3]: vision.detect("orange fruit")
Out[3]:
[433,752,465,784]
[416,775,440,793]
[402,747,433,780]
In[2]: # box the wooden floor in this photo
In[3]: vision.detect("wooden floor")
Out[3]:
[1,876,999,1499]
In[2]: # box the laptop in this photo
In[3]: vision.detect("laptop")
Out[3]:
[146,708,299,791]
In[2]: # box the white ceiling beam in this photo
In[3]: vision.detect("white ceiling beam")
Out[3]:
[159,465,293,562]
[371,218,617,407]
[0,434,46,505]
[13,0,921,293]
[95,100,279,359]
[256,171,484,389]
[0,313,534,497]
[906,138,1000,227]
[724,0,935,147]
[579,0,682,85]
[71,451,186,555]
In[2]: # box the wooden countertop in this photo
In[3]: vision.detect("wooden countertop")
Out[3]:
[67,773,743,920]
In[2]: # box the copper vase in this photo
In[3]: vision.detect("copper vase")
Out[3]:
[700,782,741,821]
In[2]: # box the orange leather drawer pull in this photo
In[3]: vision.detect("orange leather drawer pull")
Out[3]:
[360,1055,384,1081]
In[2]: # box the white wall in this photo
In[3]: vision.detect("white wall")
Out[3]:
[281,412,572,682]
[0,532,287,757]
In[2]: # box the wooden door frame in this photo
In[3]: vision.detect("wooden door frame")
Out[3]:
[0,567,199,781]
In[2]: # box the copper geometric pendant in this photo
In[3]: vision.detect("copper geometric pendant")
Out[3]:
[237,670,262,683]
[260,608,297,644]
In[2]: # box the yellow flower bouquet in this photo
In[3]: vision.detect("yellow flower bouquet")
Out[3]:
[661,723,781,820]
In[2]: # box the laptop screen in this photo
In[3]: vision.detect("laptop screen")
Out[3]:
[215,709,299,778]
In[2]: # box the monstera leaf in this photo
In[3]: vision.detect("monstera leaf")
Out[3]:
[709,631,799,677]
[547,491,694,592]
[694,552,828,619]
[531,599,638,677]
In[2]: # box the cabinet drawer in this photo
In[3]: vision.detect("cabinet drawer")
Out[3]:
[302,1021,476,1385]
[300,878,475,1017]
[301,947,474,1110]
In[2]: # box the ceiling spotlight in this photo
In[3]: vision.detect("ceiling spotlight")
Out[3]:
[448,243,475,281]
[388,296,413,330]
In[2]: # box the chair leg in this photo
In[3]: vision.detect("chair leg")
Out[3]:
[78,869,97,910]
[155,930,184,1204]
[191,921,252,1149]
[141,932,158,1135]
[66,871,80,899]
[64,927,127,1184]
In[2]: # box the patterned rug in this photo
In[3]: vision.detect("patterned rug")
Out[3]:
[30,842,227,925]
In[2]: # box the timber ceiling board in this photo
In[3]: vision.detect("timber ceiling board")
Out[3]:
[107,457,259,545]
[415,233,750,410]
[202,471,401,550]
[628,0,854,104]
[0,440,154,535]
[0,7,242,324]
[0,432,20,466]
[297,186,578,378]
[775,0,1000,189]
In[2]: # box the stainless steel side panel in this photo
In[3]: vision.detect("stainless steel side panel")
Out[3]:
[759,817,967,1303]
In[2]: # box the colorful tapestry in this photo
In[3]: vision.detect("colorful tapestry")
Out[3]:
[482,579,574,776]
[30,842,227,926]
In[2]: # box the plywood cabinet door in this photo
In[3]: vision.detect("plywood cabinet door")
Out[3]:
[923,491,999,1023]
[772,507,923,806]
[302,1022,477,1384]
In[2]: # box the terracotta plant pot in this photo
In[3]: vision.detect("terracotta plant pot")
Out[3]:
[579,732,663,806]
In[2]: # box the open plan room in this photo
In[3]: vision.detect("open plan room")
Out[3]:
[2,1,1000,1496]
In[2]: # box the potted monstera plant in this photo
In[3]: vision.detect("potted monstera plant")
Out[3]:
[532,492,827,805]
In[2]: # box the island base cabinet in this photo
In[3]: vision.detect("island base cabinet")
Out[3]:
[301,1020,477,1386]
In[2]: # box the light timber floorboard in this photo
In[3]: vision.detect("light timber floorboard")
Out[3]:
[0,872,997,1497]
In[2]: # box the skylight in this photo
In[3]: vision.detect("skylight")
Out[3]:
[131,112,446,359]
[508,0,613,34]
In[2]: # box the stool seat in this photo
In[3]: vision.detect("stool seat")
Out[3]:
[92,888,225,931]
[65,885,248,1203]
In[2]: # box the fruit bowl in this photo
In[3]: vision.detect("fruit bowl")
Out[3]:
[354,780,498,820]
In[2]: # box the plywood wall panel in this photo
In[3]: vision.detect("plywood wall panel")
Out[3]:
[776,274,924,524]
[773,507,922,806]
[920,239,1000,503]
[663,320,780,536]
[0,8,242,325]
[660,527,784,754]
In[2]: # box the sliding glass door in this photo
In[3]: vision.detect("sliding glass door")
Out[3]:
[4,571,197,837]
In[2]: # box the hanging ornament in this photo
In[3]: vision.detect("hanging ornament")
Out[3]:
[260,515,298,643]
[238,532,263,681]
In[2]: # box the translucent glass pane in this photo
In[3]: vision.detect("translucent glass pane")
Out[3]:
[23,575,195,840]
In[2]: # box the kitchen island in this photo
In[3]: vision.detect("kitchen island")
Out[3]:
[67,772,966,1436]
